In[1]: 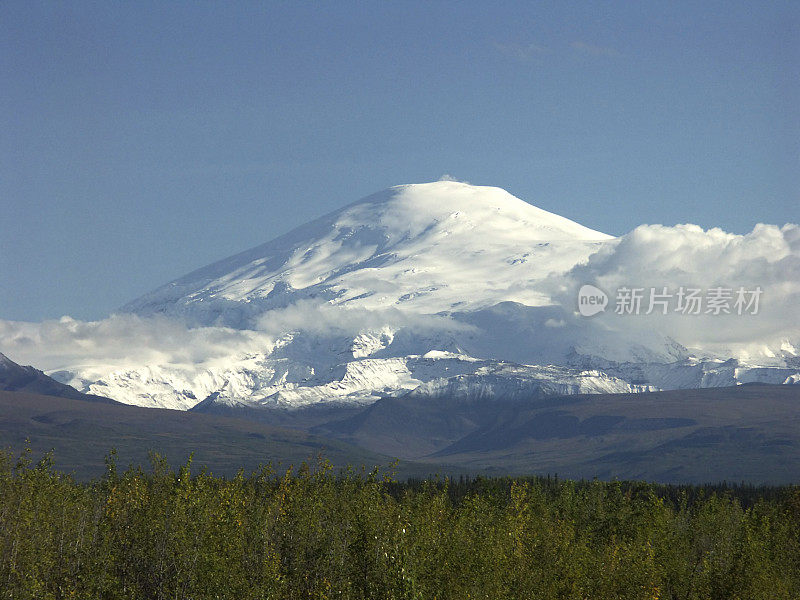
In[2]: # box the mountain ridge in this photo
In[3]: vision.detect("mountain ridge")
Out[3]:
[0,352,118,405]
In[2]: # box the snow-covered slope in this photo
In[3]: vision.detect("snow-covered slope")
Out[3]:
[123,182,611,327]
[40,181,798,410]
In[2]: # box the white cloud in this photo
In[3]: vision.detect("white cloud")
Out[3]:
[437,173,468,184]
[255,300,471,338]
[547,222,800,359]
[0,301,472,374]
[0,314,275,372]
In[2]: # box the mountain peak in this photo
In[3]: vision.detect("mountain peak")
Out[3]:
[123,183,612,325]
[339,181,611,243]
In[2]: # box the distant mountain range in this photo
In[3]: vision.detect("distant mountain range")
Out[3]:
[1,181,797,482]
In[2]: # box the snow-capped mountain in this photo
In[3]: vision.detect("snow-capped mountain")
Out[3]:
[123,182,612,326]
[44,181,799,410]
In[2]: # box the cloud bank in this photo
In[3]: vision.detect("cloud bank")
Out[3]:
[0,314,275,372]
[549,222,800,360]
[1,222,797,378]
[0,301,471,374]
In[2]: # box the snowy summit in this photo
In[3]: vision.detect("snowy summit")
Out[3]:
[124,182,612,327]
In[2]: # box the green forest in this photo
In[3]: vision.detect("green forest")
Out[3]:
[1,448,799,599]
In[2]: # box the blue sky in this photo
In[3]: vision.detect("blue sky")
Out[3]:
[2,1,798,321]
